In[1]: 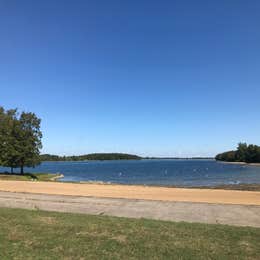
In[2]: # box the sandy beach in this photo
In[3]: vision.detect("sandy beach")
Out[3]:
[0,180,260,205]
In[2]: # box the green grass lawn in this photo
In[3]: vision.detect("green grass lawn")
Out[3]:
[0,172,61,182]
[0,208,259,259]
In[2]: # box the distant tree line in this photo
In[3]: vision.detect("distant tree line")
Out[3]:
[143,157,213,160]
[40,153,142,161]
[0,107,42,174]
[215,143,260,163]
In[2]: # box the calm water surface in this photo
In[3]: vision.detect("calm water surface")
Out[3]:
[1,159,260,187]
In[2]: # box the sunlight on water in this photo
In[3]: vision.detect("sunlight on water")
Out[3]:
[1,159,260,187]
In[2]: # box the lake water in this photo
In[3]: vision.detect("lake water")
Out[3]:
[1,159,260,187]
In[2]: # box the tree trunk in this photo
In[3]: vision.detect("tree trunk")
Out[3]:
[20,165,24,175]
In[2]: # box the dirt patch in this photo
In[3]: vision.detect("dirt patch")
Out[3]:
[8,228,24,241]
[38,216,57,225]
[112,234,127,243]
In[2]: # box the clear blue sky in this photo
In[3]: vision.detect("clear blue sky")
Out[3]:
[1,1,259,157]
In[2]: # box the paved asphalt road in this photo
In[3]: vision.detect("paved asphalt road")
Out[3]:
[0,191,260,227]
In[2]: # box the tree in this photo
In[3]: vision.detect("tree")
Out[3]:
[246,144,260,163]
[215,150,236,162]
[0,107,42,174]
[236,142,248,162]
[16,112,42,174]
[0,108,20,173]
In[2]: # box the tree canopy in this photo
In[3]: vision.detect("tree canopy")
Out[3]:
[0,106,42,174]
[215,143,260,163]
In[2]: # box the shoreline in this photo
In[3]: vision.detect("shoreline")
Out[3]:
[217,161,260,166]
[1,172,260,191]
[0,180,260,205]
[75,181,260,191]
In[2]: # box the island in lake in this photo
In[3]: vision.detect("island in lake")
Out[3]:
[40,153,142,161]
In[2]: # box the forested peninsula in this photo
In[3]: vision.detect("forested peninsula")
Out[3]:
[40,153,142,161]
[215,143,260,163]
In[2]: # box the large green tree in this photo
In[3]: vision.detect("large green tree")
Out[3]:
[245,144,260,163]
[236,142,248,162]
[0,108,20,173]
[0,107,42,174]
[16,112,42,174]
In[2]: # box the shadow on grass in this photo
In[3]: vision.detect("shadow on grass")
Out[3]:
[0,172,38,180]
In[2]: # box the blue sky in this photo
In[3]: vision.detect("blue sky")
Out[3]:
[1,0,260,157]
